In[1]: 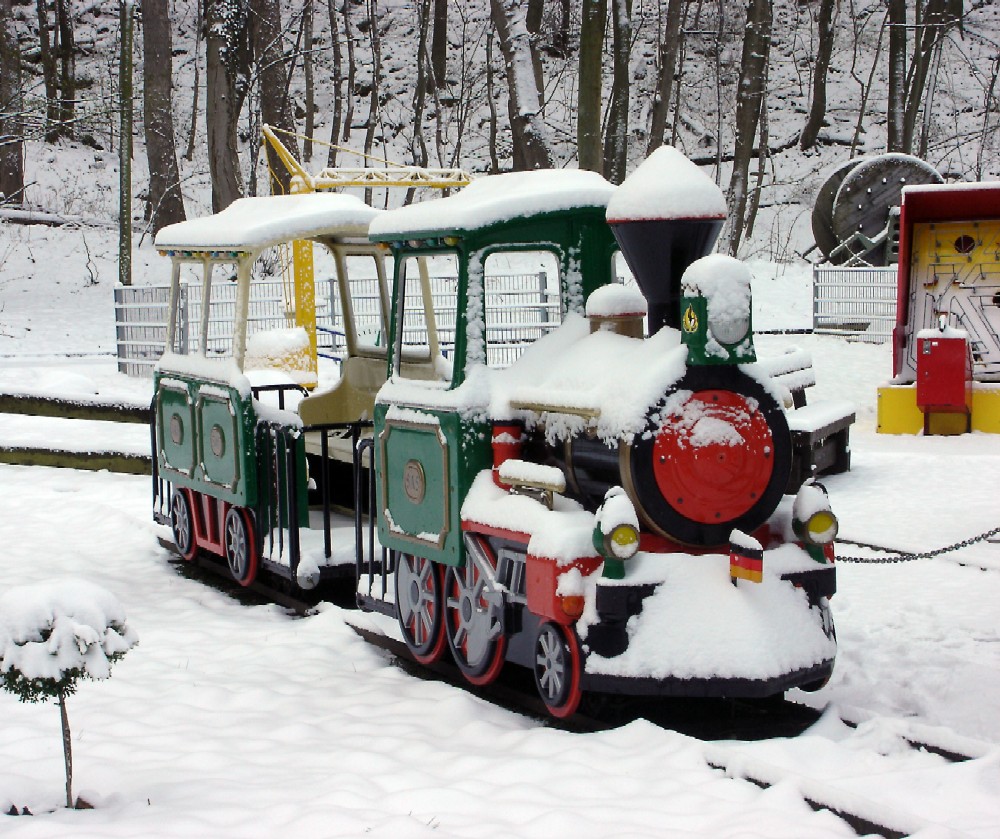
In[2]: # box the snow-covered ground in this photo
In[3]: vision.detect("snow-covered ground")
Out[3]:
[2,227,1000,836]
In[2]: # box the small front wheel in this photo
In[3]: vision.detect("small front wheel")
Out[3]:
[224,506,259,587]
[533,621,583,718]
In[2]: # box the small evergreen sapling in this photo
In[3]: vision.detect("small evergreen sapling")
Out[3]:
[0,579,138,809]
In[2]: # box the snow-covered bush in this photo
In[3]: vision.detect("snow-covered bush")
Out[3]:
[0,579,138,809]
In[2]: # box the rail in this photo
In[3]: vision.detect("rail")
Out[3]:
[117,271,557,376]
[812,266,896,344]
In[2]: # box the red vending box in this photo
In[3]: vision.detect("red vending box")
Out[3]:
[916,329,972,414]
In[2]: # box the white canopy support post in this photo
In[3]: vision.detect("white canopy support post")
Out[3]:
[233,257,253,371]
[417,256,441,362]
[165,260,182,353]
[199,259,213,357]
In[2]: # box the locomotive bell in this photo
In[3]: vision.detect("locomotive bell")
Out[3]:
[679,254,756,366]
[606,146,727,335]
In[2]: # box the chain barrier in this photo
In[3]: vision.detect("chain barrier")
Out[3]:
[835,526,1000,563]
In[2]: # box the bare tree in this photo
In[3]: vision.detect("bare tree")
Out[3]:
[887,0,906,150]
[205,0,251,212]
[363,0,381,203]
[603,0,631,184]
[647,0,685,156]
[251,0,299,194]
[185,4,202,162]
[326,0,343,167]
[36,0,60,141]
[525,0,544,110]
[903,0,961,154]
[490,0,553,170]
[303,0,315,162]
[141,0,186,233]
[342,0,356,145]
[577,0,605,172]
[799,0,838,151]
[54,0,75,139]
[727,0,771,255]
[410,0,431,172]
[430,0,447,88]
[0,0,24,204]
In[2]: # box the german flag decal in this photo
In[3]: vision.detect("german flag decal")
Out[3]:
[730,548,763,584]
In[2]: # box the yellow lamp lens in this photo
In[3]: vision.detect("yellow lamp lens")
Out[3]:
[806,511,838,544]
[607,525,640,559]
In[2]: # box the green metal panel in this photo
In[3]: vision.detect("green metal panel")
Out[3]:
[198,392,240,488]
[153,370,257,507]
[375,405,490,567]
[157,381,195,475]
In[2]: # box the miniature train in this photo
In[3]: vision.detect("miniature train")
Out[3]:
[152,147,839,717]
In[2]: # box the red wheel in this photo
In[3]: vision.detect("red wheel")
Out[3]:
[533,621,583,718]
[224,506,259,587]
[445,554,507,686]
[170,489,198,561]
[395,553,447,664]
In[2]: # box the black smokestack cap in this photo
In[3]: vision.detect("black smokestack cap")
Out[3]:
[606,147,726,334]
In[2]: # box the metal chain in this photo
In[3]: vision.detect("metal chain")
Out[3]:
[835,526,1000,563]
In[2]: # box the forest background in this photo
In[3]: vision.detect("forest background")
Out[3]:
[1,0,998,265]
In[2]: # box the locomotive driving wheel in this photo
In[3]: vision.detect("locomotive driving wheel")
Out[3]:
[170,489,198,561]
[533,622,583,718]
[395,553,447,664]
[444,548,507,686]
[223,506,259,587]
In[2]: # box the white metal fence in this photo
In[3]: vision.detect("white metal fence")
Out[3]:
[114,272,556,376]
[812,266,897,344]
[114,280,328,377]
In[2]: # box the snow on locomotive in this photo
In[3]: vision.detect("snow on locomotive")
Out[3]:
[152,147,838,718]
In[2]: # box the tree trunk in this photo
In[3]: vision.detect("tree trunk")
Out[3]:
[303,0,314,162]
[54,0,75,139]
[251,0,298,195]
[887,0,906,151]
[646,0,684,156]
[342,0,355,144]
[486,29,499,173]
[363,0,381,204]
[0,0,24,205]
[141,0,186,234]
[525,0,544,112]
[119,0,132,286]
[205,0,250,212]
[553,0,571,56]
[411,0,430,170]
[577,0,606,172]
[799,0,837,151]
[603,0,631,184]
[185,5,202,162]
[490,0,553,170]
[726,0,771,255]
[326,0,342,167]
[430,0,447,89]
[59,690,73,809]
[36,0,60,141]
